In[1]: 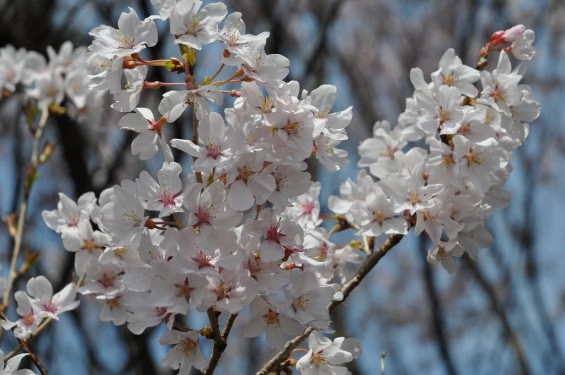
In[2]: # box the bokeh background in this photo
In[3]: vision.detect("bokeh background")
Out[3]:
[1,0,564,374]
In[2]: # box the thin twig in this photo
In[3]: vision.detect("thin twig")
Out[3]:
[4,316,52,361]
[203,308,226,375]
[1,109,49,312]
[19,339,48,375]
[221,314,238,339]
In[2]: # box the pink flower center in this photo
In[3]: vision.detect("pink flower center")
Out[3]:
[193,252,212,269]
[99,272,116,288]
[301,200,315,216]
[206,143,223,160]
[160,189,177,207]
[42,301,58,314]
[194,204,213,226]
[266,224,285,243]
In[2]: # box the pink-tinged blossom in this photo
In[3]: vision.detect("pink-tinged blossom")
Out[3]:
[137,230,176,266]
[267,109,317,160]
[492,25,535,60]
[243,297,304,348]
[26,276,80,320]
[414,197,457,245]
[283,181,322,230]
[111,65,147,112]
[328,170,374,220]
[358,186,408,237]
[454,222,493,261]
[100,180,148,247]
[452,135,508,193]
[302,84,353,141]
[171,112,234,172]
[358,120,407,168]
[148,262,208,314]
[125,295,174,334]
[177,227,243,275]
[314,134,349,172]
[219,12,269,58]
[87,54,123,94]
[416,84,465,135]
[88,8,157,59]
[509,28,535,60]
[245,208,304,262]
[170,0,227,50]
[431,48,481,97]
[243,248,291,291]
[285,271,335,329]
[61,220,109,274]
[64,67,91,109]
[158,85,223,122]
[99,244,145,270]
[266,162,312,214]
[183,180,242,230]
[160,330,207,374]
[452,108,497,140]
[1,291,40,340]
[119,107,173,161]
[479,52,524,117]
[79,263,124,297]
[426,138,459,187]
[136,162,184,217]
[193,269,258,314]
[296,331,362,375]
[26,70,65,110]
[381,165,443,215]
[42,192,96,233]
[427,240,465,274]
[239,45,290,87]
[97,292,127,325]
[226,151,276,212]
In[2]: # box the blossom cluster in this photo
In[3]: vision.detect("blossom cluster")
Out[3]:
[42,2,359,374]
[334,26,539,273]
[0,41,103,122]
[0,0,540,374]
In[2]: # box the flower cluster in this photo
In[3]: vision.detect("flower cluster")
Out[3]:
[43,2,358,374]
[0,42,103,121]
[0,0,539,373]
[2,276,79,340]
[334,26,539,273]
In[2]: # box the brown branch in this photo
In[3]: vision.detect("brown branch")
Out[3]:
[19,339,48,375]
[203,308,226,375]
[256,234,404,375]
[222,313,238,339]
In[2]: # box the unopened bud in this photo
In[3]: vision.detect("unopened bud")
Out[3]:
[502,24,526,42]
[145,219,157,229]
[200,326,213,339]
[39,142,57,163]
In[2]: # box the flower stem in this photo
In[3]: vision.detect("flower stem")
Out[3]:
[1,109,49,313]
